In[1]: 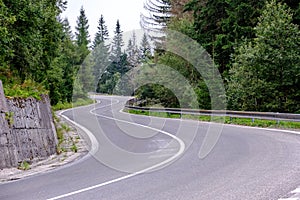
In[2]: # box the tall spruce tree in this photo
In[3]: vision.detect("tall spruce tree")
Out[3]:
[141,0,171,48]
[126,31,140,67]
[92,14,109,49]
[75,6,90,62]
[141,0,171,31]
[75,6,94,93]
[110,20,124,62]
[109,20,128,75]
[228,0,300,112]
[139,33,152,61]
[98,20,129,94]
[60,18,80,102]
[92,15,110,91]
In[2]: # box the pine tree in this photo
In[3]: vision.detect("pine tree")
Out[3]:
[140,0,171,47]
[92,15,110,91]
[139,33,151,61]
[75,6,90,62]
[141,0,171,31]
[60,18,80,102]
[92,14,109,49]
[110,20,124,62]
[77,53,95,93]
[97,20,130,94]
[126,31,140,67]
[75,6,94,93]
[62,18,74,40]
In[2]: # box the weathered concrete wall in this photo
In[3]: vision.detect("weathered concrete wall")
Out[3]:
[0,81,57,169]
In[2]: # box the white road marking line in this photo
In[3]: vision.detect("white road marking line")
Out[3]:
[148,154,175,159]
[47,97,185,200]
[54,96,300,200]
[278,186,300,200]
[57,104,99,156]
[292,188,300,194]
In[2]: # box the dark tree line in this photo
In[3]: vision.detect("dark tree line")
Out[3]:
[1,0,299,112]
[0,1,151,104]
[137,0,300,113]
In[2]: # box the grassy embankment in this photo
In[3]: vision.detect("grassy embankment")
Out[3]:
[127,109,300,130]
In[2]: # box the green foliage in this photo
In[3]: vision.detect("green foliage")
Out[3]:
[56,127,64,144]
[228,0,300,112]
[61,123,71,132]
[185,0,265,75]
[92,15,109,48]
[97,21,130,94]
[139,33,152,62]
[74,7,94,96]
[135,51,211,109]
[59,18,80,103]
[4,80,47,100]
[126,32,140,67]
[92,15,110,90]
[51,98,94,111]
[18,161,31,170]
[5,111,14,127]
[71,143,78,153]
[136,0,298,113]
[0,0,79,105]
[1,0,299,113]
[0,0,15,69]
[136,84,180,108]
[128,109,300,129]
[140,0,171,45]
[77,54,95,93]
[110,20,124,61]
[75,6,90,57]
[92,41,110,89]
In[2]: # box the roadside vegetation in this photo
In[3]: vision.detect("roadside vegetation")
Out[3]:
[127,109,300,130]
[0,0,299,116]
[52,98,95,111]
[18,161,31,171]
[137,0,300,113]
[53,115,81,155]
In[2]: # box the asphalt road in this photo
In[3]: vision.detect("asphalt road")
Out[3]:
[0,95,300,200]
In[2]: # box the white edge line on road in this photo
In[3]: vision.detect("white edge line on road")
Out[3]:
[120,108,300,136]
[57,104,99,156]
[120,105,300,200]
[47,97,185,200]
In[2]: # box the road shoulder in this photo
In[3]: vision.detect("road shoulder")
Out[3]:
[0,113,88,183]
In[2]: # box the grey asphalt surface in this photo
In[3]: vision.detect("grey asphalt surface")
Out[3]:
[0,95,300,200]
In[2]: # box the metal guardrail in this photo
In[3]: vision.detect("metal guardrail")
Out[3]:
[124,105,300,122]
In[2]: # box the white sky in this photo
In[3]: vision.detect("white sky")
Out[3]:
[62,0,145,41]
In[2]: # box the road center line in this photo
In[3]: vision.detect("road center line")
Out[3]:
[48,97,185,200]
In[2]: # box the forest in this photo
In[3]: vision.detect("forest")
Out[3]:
[0,0,299,113]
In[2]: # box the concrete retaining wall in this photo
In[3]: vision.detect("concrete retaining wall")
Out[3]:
[0,81,57,169]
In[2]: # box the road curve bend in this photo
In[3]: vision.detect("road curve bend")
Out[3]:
[0,95,299,200]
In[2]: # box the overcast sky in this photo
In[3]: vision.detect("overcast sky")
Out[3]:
[62,0,145,41]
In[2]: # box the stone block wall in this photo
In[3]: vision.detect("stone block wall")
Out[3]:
[0,81,57,169]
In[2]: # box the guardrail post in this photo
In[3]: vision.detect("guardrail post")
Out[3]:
[276,112,280,125]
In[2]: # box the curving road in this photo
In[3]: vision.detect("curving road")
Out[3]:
[0,95,300,200]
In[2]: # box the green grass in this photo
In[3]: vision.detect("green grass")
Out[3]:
[52,98,95,111]
[61,123,71,132]
[127,109,300,130]
[56,127,64,144]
